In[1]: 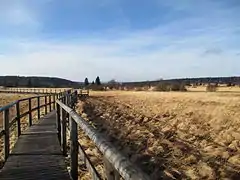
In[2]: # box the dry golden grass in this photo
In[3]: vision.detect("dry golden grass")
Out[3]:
[0,94,32,106]
[0,94,33,125]
[187,86,240,92]
[77,90,240,179]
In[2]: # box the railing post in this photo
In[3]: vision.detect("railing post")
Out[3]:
[63,95,66,104]
[70,116,78,180]
[3,109,10,161]
[37,96,41,119]
[28,98,32,126]
[45,96,47,114]
[16,101,21,137]
[61,108,67,156]
[66,92,70,121]
[56,103,61,141]
[49,95,52,112]
[103,157,120,180]
[66,91,69,106]
[73,90,78,109]
[53,95,56,110]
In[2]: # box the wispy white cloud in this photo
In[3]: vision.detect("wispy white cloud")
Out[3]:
[0,0,239,81]
[1,27,239,82]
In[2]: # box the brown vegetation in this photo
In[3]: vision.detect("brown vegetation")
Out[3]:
[154,83,187,92]
[206,84,218,92]
[77,91,240,179]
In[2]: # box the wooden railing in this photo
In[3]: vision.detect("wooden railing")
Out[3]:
[56,91,150,180]
[0,88,67,94]
[0,88,148,179]
[0,88,89,96]
[0,92,61,163]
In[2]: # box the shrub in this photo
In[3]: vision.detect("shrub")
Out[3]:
[170,83,187,91]
[206,84,218,92]
[154,83,187,92]
[90,84,106,91]
[154,83,169,91]
[135,87,144,91]
[226,83,235,87]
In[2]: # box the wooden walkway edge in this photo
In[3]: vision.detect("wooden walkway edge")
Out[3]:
[0,111,71,180]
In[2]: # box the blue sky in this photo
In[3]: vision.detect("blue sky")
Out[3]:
[0,0,239,82]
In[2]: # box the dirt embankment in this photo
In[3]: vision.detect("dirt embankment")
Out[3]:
[77,91,240,180]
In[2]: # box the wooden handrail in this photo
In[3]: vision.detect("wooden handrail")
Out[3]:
[0,89,71,166]
[0,88,71,96]
[56,91,150,180]
[0,88,148,180]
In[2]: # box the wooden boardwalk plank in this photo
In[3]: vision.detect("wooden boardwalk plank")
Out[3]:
[0,111,71,180]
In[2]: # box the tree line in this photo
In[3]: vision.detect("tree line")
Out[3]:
[121,76,240,87]
[0,76,79,88]
[1,75,239,89]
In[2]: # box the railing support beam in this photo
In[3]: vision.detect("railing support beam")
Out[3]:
[28,98,32,126]
[61,108,67,156]
[16,102,21,137]
[45,96,47,114]
[104,157,120,180]
[70,116,78,180]
[49,95,52,112]
[37,97,41,119]
[56,104,61,141]
[3,109,10,161]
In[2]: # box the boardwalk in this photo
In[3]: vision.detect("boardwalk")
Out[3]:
[0,111,70,180]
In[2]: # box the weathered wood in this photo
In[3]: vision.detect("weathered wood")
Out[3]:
[56,104,61,141]
[66,92,70,120]
[70,116,78,180]
[49,95,52,111]
[53,94,56,109]
[74,90,78,109]
[104,157,120,180]
[63,96,66,104]
[61,108,67,156]
[0,112,71,180]
[45,96,47,114]
[20,111,30,119]
[57,100,151,180]
[37,96,41,119]
[67,92,71,106]
[0,101,17,112]
[3,109,10,161]
[16,102,21,137]
[28,98,32,126]
[9,118,18,129]
[78,143,101,180]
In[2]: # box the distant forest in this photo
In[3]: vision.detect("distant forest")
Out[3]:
[0,76,81,88]
[0,76,239,88]
[122,76,240,87]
